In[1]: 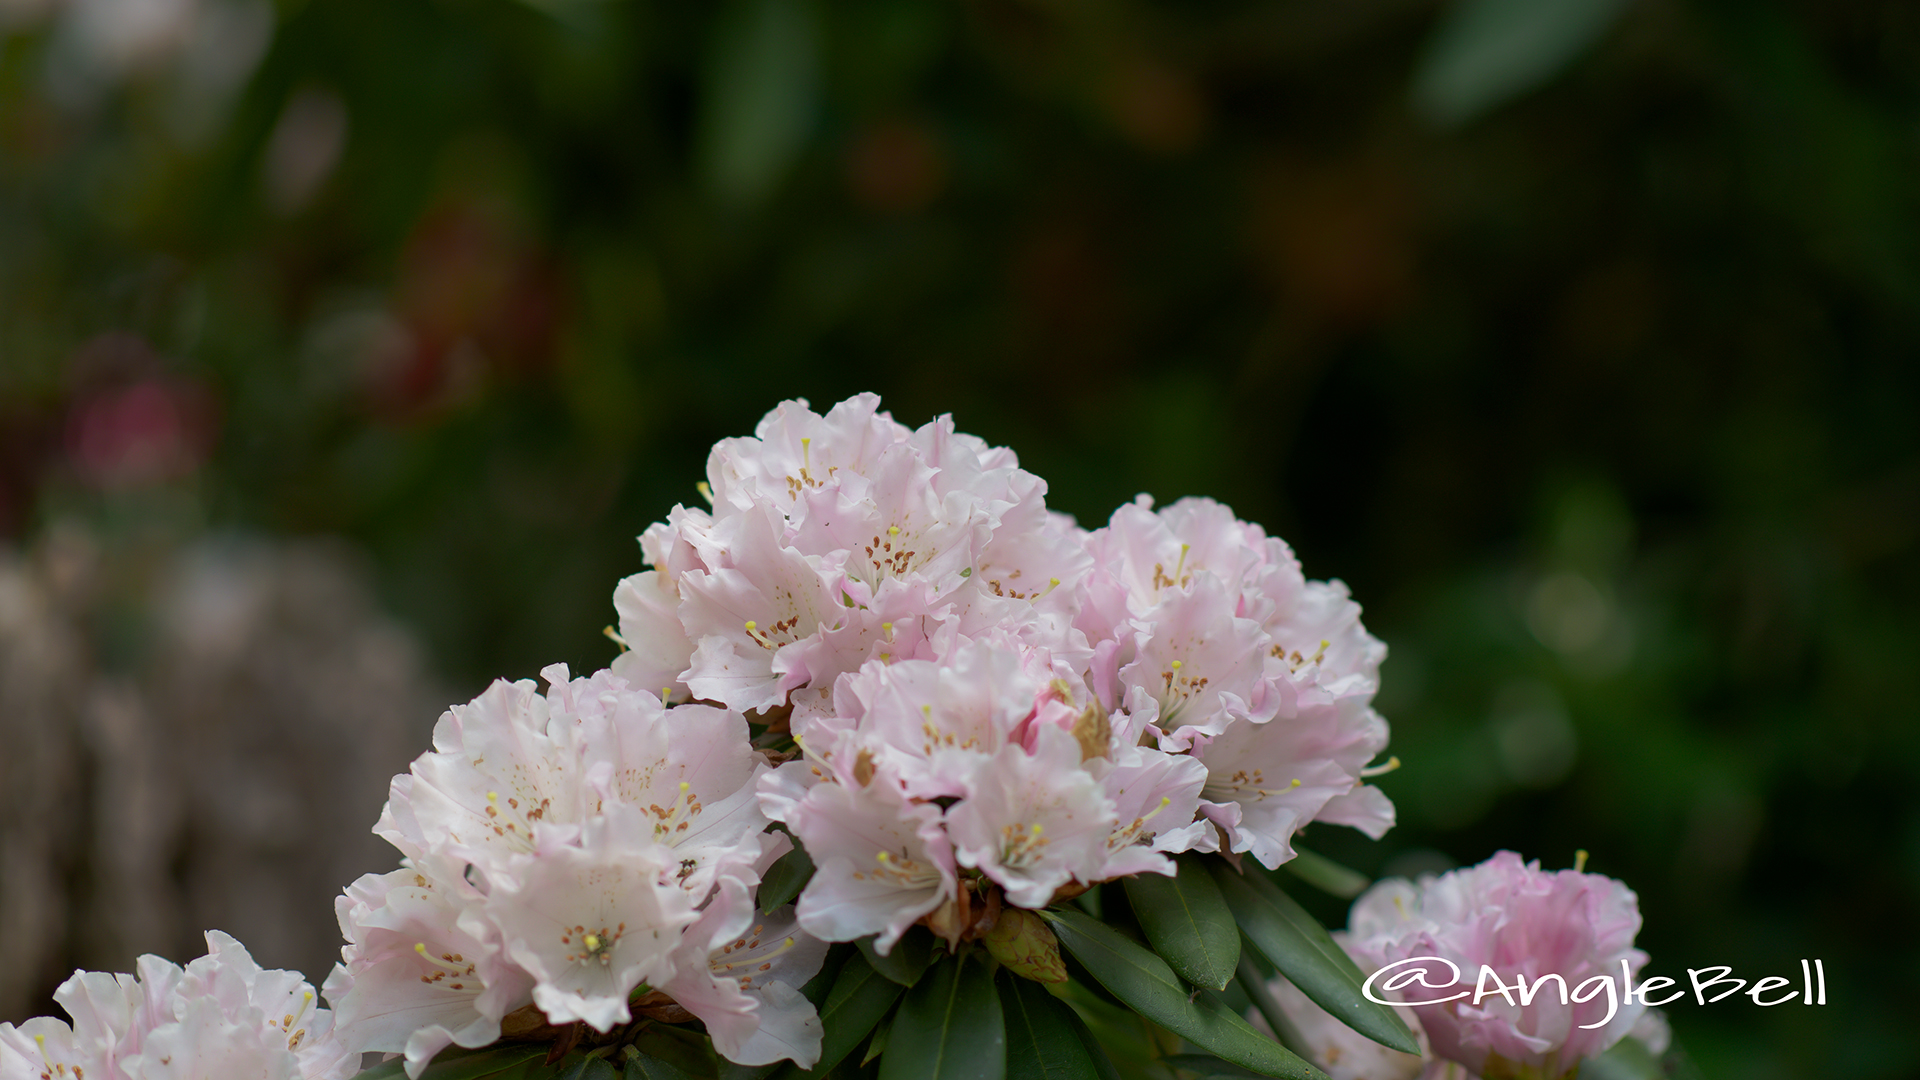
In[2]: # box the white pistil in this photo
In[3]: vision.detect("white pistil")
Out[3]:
[1360,755,1401,778]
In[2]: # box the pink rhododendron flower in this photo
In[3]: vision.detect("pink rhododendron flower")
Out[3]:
[657,880,830,1068]
[331,663,810,1072]
[1345,851,1650,1080]
[0,932,352,1080]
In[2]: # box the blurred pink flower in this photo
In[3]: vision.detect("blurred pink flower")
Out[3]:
[1345,851,1650,1079]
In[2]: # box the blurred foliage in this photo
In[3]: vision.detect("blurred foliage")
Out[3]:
[2,0,1918,1077]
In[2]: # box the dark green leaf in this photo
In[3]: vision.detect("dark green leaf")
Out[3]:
[861,1012,893,1066]
[781,950,906,1079]
[627,1043,701,1080]
[1410,0,1631,125]
[858,925,937,987]
[1278,848,1369,901]
[1123,853,1240,990]
[1581,1036,1665,1080]
[552,1052,620,1080]
[697,0,821,205]
[877,953,1006,1080]
[1053,995,1124,1080]
[629,1026,719,1079]
[759,841,816,914]
[1208,864,1418,1057]
[1001,975,1102,1080]
[1042,909,1323,1080]
[1234,953,1310,1060]
[355,1043,552,1080]
[1158,1053,1263,1078]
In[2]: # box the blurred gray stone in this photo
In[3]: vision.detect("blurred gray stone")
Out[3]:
[0,525,442,1021]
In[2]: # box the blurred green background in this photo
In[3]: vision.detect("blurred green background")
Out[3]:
[2,0,1916,1076]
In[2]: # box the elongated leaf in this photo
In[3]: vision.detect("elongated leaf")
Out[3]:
[877,953,1006,1080]
[862,1012,893,1066]
[1159,1054,1260,1078]
[1279,848,1369,900]
[1208,864,1418,1057]
[627,1043,700,1080]
[781,950,905,1079]
[858,925,936,987]
[1234,953,1310,1060]
[759,841,815,914]
[1410,0,1631,125]
[553,1053,619,1080]
[1124,853,1240,990]
[355,1043,551,1080]
[1053,996,1124,1080]
[630,1025,719,1079]
[1042,909,1323,1080]
[1002,976,1101,1080]
[1049,975,1176,1080]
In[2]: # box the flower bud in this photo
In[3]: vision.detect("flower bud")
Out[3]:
[982,908,1067,983]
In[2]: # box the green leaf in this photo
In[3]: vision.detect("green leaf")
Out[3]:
[877,953,1006,1080]
[1279,848,1369,901]
[356,1043,552,1080]
[781,950,905,1079]
[858,925,937,987]
[1123,853,1240,990]
[1233,953,1311,1060]
[1052,995,1124,1080]
[697,0,821,205]
[1158,1054,1262,1078]
[1041,909,1323,1080]
[759,840,815,914]
[629,1026,719,1079]
[1001,976,1102,1080]
[626,1044,700,1080]
[1581,1036,1666,1080]
[1208,864,1418,1057]
[552,1053,620,1080]
[862,1012,893,1066]
[1410,0,1632,126]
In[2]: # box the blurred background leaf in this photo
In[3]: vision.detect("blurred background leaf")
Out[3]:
[1412,0,1634,125]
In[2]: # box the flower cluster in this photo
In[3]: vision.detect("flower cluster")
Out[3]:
[321,665,827,1076]
[606,394,1397,952]
[0,932,355,1080]
[1341,852,1654,1080]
